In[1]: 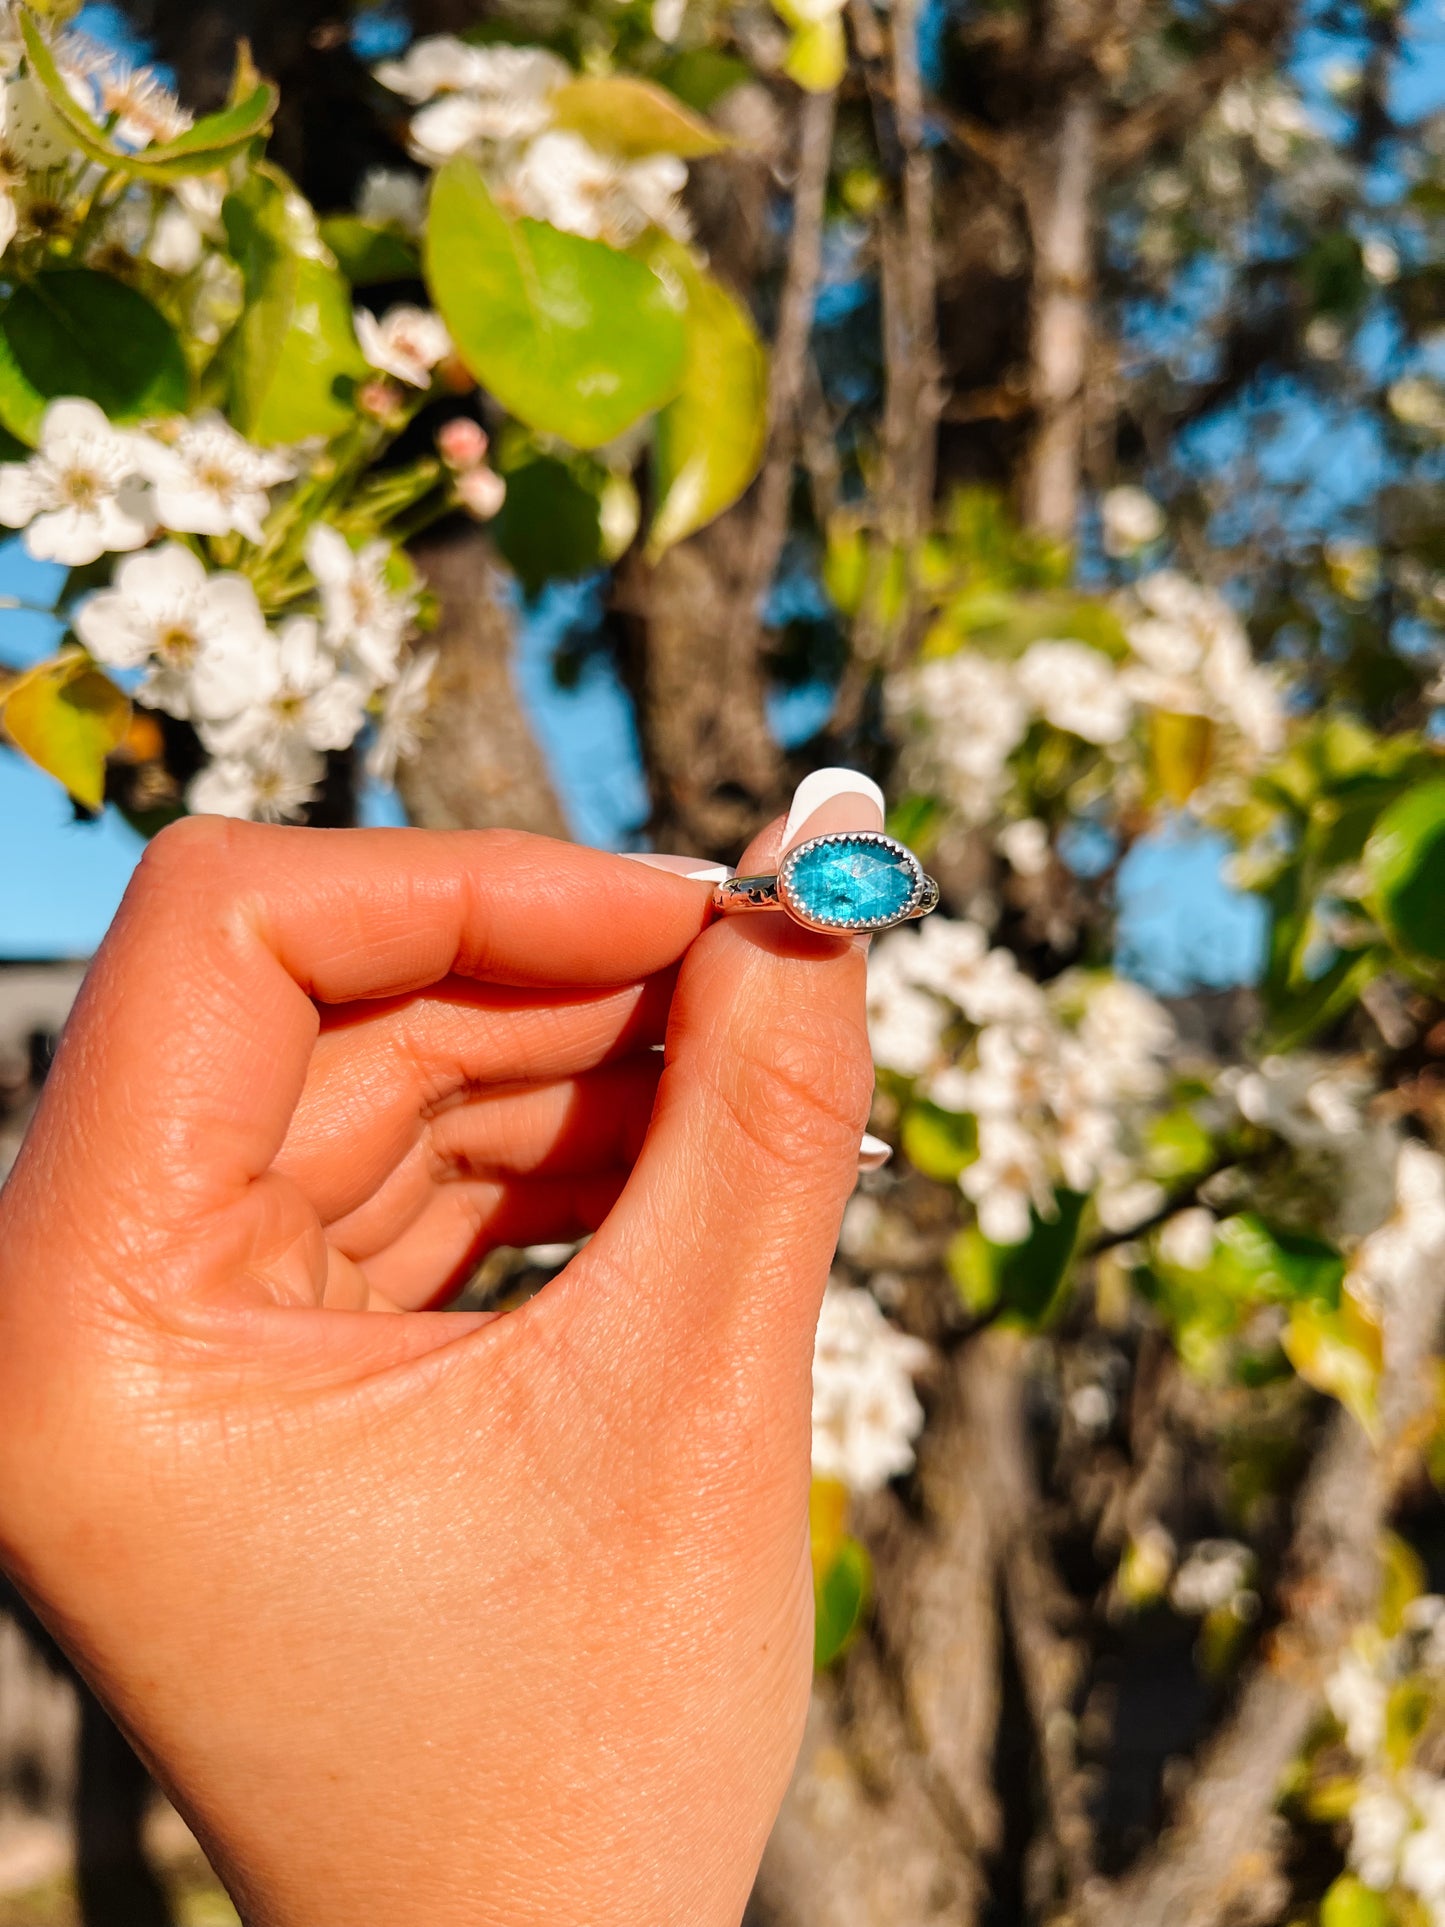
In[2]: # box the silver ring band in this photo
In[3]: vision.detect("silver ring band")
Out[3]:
[713,830,940,936]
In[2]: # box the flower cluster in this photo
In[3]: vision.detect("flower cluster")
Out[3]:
[868,915,1176,1244]
[1325,1611,1445,1920]
[0,399,437,819]
[811,1280,930,1494]
[887,569,1282,834]
[373,36,690,248]
[0,399,297,568]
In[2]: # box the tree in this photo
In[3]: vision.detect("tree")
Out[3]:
[5,0,1445,1920]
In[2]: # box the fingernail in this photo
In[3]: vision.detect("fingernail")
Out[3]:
[622,853,735,883]
[858,1131,893,1171]
[782,767,886,852]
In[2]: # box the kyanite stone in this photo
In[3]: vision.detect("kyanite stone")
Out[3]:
[786,837,917,928]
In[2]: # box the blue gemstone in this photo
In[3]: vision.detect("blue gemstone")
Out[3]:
[786,837,918,929]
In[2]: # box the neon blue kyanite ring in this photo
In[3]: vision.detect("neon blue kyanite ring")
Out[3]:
[777,831,938,934]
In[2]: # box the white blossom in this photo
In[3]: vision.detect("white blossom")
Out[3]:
[1159,1206,1216,1270]
[1349,1781,1413,1889]
[811,1281,929,1493]
[886,649,1027,826]
[1170,1540,1253,1615]
[1102,485,1165,556]
[0,398,154,565]
[366,647,437,784]
[199,617,368,762]
[357,166,427,232]
[1123,570,1283,756]
[866,951,949,1078]
[1018,640,1132,746]
[961,1113,1053,1245]
[506,130,689,245]
[1328,1650,1389,1762]
[393,43,569,161]
[146,176,224,276]
[354,304,452,388]
[1352,1141,1445,1329]
[305,523,419,685]
[138,412,297,545]
[997,817,1051,876]
[187,737,324,824]
[75,543,273,723]
[1096,1174,1167,1232]
[1078,978,1175,1099]
[1401,1776,1445,1913]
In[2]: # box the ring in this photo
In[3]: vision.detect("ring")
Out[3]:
[712,830,940,936]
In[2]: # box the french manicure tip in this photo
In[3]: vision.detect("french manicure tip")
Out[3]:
[782,768,888,845]
[858,1131,893,1170]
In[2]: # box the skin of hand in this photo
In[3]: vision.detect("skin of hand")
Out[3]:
[0,786,879,1927]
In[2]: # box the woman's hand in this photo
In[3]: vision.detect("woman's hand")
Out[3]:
[0,775,880,1927]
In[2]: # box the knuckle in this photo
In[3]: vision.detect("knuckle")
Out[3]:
[132,812,243,899]
[720,1007,873,1171]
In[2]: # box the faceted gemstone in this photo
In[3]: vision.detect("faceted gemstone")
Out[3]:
[785,836,918,929]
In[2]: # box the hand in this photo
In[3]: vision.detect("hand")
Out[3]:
[0,775,880,1927]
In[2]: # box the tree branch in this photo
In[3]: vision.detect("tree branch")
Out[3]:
[1020,84,1099,538]
[742,86,838,621]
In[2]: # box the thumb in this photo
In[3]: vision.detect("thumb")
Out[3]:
[565,770,885,1396]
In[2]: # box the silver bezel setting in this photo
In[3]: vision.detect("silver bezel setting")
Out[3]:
[776,830,934,935]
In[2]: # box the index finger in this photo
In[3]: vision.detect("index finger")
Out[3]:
[17,819,714,1213]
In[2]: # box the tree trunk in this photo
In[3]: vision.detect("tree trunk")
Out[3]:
[397,530,569,838]
[1020,87,1099,539]
[617,514,786,861]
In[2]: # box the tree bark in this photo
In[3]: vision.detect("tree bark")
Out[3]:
[617,515,785,860]
[1020,87,1099,539]
[397,531,569,838]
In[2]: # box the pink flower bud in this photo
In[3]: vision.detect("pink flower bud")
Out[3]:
[357,376,405,423]
[457,464,506,522]
[437,418,489,471]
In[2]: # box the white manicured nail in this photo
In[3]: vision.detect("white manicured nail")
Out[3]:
[622,853,735,882]
[858,1132,893,1170]
[782,768,887,851]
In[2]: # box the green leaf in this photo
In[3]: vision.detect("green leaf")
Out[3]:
[1367,777,1445,965]
[648,267,767,556]
[1145,1107,1216,1184]
[1320,1874,1393,1927]
[3,653,130,809]
[0,270,189,443]
[221,165,367,444]
[549,76,727,159]
[318,216,421,286]
[1263,946,1381,1054]
[1282,1292,1383,1434]
[658,50,753,113]
[425,158,687,450]
[814,1537,870,1669]
[491,455,608,595]
[1213,1215,1345,1307]
[20,10,276,180]
[900,1102,976,1182]
[948,1190,1086,1329]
